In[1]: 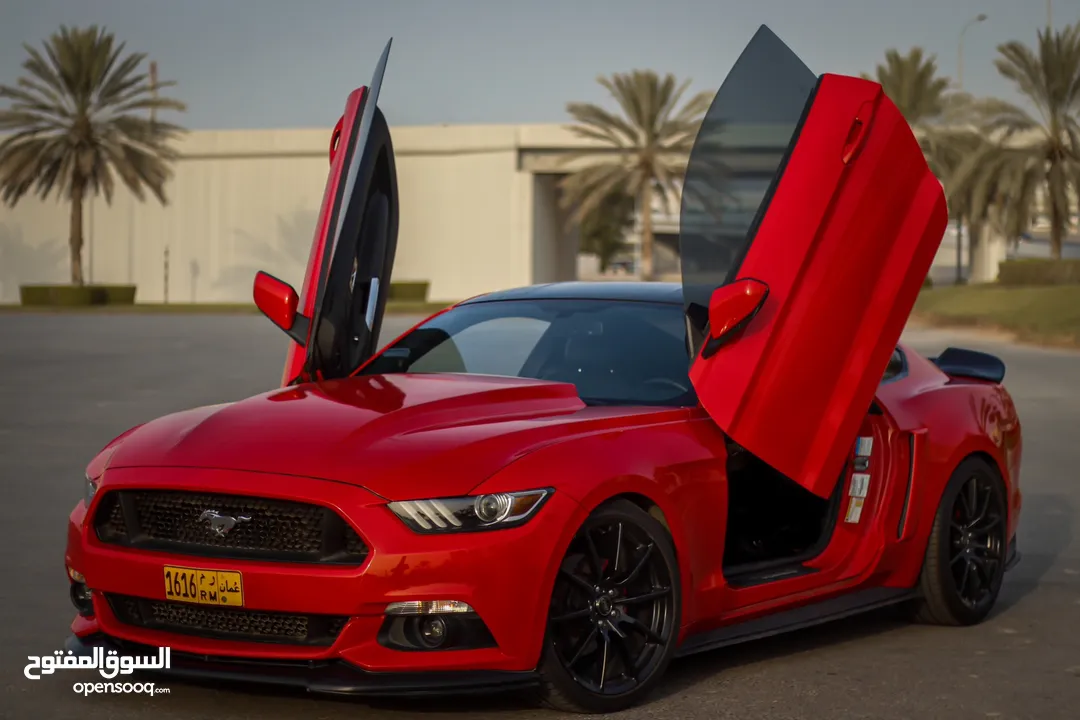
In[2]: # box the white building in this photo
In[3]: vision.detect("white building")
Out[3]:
[0,122,1063,304]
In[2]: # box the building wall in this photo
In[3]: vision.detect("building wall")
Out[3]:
[1,120,1061,303]
[530,174,561,285]
[529,174,580,285]
[395,141,533,301]
[0,129,333,304]
[0,124,566,304]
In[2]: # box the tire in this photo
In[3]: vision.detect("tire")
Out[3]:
[537,498,682,714]
[912,457,1008,626]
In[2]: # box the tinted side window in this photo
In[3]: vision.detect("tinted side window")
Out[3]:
[680,25,818,340]
[881,348,906,382]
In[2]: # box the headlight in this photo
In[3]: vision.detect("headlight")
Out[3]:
[388,489,552,533]
[84,475,99,506]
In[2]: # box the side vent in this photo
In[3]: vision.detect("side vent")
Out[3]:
[897,429,927,541]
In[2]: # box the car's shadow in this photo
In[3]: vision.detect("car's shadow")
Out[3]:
[145,493,1071,715]
[159,606,910,715]
[157,676,534,714]
[990,492,1073,613]
[653,605,910,702]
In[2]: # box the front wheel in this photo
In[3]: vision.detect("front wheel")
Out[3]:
[537,499,681,714]
[912,457,1009,626]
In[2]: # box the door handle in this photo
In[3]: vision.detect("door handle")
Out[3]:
[841,100,875,164]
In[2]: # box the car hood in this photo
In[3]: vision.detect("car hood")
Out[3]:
[105,373,633,500]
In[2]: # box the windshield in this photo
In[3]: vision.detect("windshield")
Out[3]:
[360,299,696,407]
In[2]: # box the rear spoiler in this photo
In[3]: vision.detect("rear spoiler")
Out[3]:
[928,347,1006,384]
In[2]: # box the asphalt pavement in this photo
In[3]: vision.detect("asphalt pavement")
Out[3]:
[0,314,1078,719]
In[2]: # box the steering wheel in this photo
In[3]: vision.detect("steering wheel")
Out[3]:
[642,377,691,394]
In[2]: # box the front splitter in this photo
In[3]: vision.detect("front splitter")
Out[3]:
[65,633,539,697]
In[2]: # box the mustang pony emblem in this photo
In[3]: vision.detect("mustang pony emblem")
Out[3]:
[198,510,251,537]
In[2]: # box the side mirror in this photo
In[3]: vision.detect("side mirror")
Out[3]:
[701,278,769,359]
[253,271,310,346]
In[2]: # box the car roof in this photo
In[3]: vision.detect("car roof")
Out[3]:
[459,281,684,306]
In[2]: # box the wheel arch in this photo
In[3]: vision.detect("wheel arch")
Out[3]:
[909,448,1012,625]
[609,492,672,531]
[955,449,1018,537]
[965,450,1004,483]
[472,422,718,661]
[896,444,1011,589]
[598,493,679,573]
[889,378,1016,538]
[935,449,1008,528]
[534,492,686,712]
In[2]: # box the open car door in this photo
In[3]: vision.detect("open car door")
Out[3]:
[257,39,399,386]
[680,26,947,498]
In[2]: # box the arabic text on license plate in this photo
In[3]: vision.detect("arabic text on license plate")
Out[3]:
[163,565,243,606]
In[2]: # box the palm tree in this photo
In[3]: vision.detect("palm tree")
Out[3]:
[579,186,635,272]
[559,71,711,280]
[0,25,186,285]
[923,125,1015,267]
[950,23,1080,260]
[867,46,973,281]
[864,47,953,126]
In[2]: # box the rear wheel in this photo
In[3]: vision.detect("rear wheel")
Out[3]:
[537,499,681,714]
[912,457,1008,626]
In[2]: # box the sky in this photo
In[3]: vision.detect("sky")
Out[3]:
[0,0,1075,130]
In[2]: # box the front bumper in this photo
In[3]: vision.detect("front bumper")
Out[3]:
[64,633,538,697]
[66,467,587,676]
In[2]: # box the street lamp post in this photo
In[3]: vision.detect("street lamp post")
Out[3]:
[955,13,988,284]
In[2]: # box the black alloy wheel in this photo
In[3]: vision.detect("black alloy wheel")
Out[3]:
[913,457,1009,626]
[537,499,681,714]
[949,472,1006,609]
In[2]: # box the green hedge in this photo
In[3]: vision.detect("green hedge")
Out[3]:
[914,285,1080,346]
[998,259,1080,286]
[20,284,137,306]
[17,282,426,307]
[388,280,429,302]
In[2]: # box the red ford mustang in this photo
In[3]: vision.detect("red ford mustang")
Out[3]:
[63,27,1022,714]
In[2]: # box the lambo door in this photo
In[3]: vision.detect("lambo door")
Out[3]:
[681,26,947,498]
[276,39,399,385]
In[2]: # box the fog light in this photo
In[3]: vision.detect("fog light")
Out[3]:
[69,581,94,617]
[419,616,448,648]
[378,608,497,652]
[67,567,85,583]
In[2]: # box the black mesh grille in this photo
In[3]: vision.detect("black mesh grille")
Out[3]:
[93,490,367,564]
[101,497,126,539]
[107,594,349,646]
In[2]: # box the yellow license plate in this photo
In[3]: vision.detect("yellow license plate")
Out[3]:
[163,565,243,606]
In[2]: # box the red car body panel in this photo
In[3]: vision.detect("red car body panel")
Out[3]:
[688,73,948,500]
[62,27,1022,697]
[103,374,593,499]
[67,345,1022,673]
[281,87,366,387]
